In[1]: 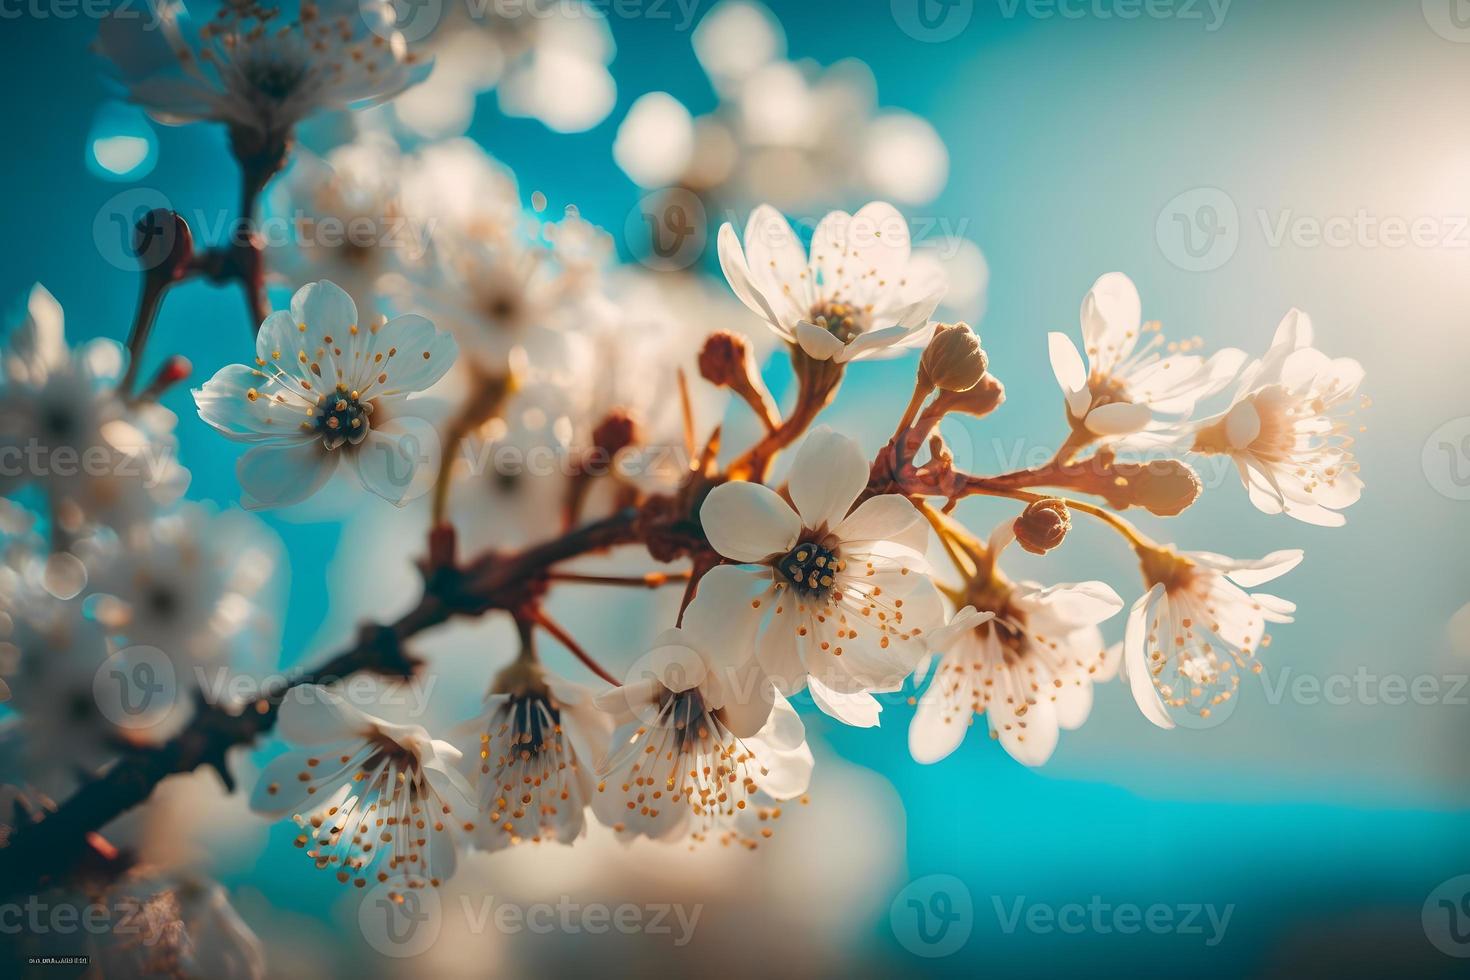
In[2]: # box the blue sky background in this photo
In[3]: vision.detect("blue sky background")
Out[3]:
[3,0,1470,975]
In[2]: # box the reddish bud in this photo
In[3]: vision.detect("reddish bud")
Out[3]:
[1014,498,1070,555]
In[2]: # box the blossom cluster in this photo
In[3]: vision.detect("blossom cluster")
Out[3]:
[0,0,1367,973]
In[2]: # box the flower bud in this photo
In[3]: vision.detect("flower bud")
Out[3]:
[928,373,1005,421]
[592,409,639,457]
[697,331,750,388]
[1015,498,1070,555]
[1103,459,1202,517]
[920,323,988,392]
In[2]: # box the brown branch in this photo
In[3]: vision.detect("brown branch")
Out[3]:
[0,509,646,899]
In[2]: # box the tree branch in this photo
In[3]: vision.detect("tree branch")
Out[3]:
[0,509,648,898]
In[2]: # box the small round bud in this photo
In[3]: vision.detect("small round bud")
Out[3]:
[1104,459,1202,517]
[697,331,750,387]
[134,209,193,279]
[920,323,988,392]
[591,410,639,456]
[931,374,1005,420]
[1015,498,1070,555]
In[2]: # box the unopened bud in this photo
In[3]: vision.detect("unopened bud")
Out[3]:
[1103,459,1202,517]
[591,409,639,456]
[928,374,1005,421]
[920,323,988,392]
[698,331,751,388]
[135,209,193,281]
[1014,498,1070,555]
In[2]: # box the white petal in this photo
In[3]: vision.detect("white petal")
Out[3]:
[789,425,869,530]
[795,320,846,361]
[362,314,458,396]
[833,493,926,552]
[700,481,800,562]
[718,222,787,336]
[1083,401,1152,436]
[1048,331,1086,396]
[1124,585,1174,729]
[808,676,880,727]
[682,564,769,663]
[1081,272,1142,364]
[237,441,339,510]
[1271,308,1313,350]
[193,364,313,444]
[1224,399,1261,449]
[351,419,426,506]
[278,685,370,744]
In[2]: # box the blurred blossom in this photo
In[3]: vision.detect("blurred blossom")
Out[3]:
[0,284,189,536]
[394,0,617,138]
[86,101,157,182]
[267,134,419,322]
[616,4,949,213]
[692,0,786,94]
[613,93,696,190]
[96,0,428,150]
[89,504,284,673]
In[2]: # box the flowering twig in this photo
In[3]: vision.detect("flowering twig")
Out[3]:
[0,509,652,898]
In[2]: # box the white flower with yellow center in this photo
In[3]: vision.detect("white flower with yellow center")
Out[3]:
[691,427,944,726]
[1124,547,1302,728]
[1048,272,1244,438]
[591,622,812,847]
[193,280,457,509]
[98,0,427,145]
[910,523,1124,767]
[454,663,612,851]
[250,685,473,890]
[717,202,944,362]
[1187,309,1365,527]
[0,284,187,531]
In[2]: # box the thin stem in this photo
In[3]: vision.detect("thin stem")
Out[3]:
[531,611,620,687]
[958,482,1157,553]
[918,501,978,580]
[545,570,690,589]
[889,378,935,449]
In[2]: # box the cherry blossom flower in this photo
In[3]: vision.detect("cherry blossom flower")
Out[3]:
[1048,272,1244,439]
[691,426,944,726]
[0,284,187,532]
[90,504,282,669]
[1186,309,1366,526]
[1124,546,1302,728]
[910,522,1124,766]
[454,663,612,851]
[718,202,944,363]
[193,280,457,509]
[250,685,473,889]
[97,0,427,148]
[592,622,812,846]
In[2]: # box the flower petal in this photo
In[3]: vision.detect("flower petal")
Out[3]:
[237,441,339,510]
[1083,401,1152,436]
[789,425,869,530]
[700,481,800,562]
[795,320,846,361]
[1124,584,1174,730]
[808,676,881,728]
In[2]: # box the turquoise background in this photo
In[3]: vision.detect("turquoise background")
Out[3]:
[3,0,1470,975]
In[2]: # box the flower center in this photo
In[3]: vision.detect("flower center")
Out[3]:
[778,542,842,597]
[809,300,868,344]
[316,389,374,450]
